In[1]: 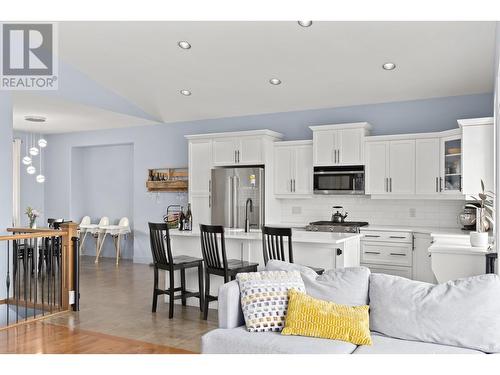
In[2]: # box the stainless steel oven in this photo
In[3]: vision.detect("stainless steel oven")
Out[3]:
[313,165,365,195]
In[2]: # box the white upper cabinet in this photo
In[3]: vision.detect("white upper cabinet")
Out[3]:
[274,141,312,196]
[389,140,415,194]
[211,132,280,166]
[365,139,415,195]
[339,127,365,165]
[294,144,313,194]
[365,141,389,195]
[189,139,212,196]
[239,137,263,164]
[274,146,294,195]
[439,134,462,194]
[310,123,371,166]
[213,138,238,165]
[459,117,494,196]
[415,138,440,194]
[312,130,337,166]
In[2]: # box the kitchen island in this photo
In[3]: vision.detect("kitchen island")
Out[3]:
[166,228,362,308]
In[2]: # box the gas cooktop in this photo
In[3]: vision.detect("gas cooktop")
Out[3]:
[305,221,368,233]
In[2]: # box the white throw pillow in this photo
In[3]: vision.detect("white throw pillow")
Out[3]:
[369,273,500,353]
[266,260,370,306]
[236,270,305,332]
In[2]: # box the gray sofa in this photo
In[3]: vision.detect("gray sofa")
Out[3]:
[201,261,500,354]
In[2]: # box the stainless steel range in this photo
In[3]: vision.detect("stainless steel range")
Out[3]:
[305,205,368,233]
[305,221,368,233]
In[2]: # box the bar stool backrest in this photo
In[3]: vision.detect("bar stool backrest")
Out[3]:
[262,226,293,265]
[148,222,173,267]
[199,224,227,270]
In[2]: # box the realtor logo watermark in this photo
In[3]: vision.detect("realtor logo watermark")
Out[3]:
[0,22,58,90]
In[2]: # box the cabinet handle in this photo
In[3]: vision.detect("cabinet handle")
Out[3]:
[385,177,388,192]
[234,150,237,163]
[390,253,407,256]
[364,235,380,238]
[435,177,439,193]
[364,251,381,255]
[389,236,406,239]
[293,179,296,192]
[336,248,342,256]
[390,177,392,192]
[439,177,443,192]
[238,150,240,163]
[337,149,340,163]
[290,179,293,192]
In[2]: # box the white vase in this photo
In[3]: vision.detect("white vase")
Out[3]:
[470,231,488,247]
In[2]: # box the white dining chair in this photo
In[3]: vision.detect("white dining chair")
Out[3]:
[93,217,109,263]
[78,216,92,254]
[95,217,130,265]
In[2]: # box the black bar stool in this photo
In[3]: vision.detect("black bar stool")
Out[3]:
[148,222,204,319]
[262,226,324,275]
[199,224,258,320]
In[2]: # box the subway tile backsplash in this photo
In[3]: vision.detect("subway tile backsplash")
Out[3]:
[280,196,464,228]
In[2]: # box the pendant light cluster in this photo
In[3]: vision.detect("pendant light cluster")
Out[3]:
[22,116,48,184]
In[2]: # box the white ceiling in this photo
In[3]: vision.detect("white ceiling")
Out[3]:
[14,21,497,133]
[13,93,158,134]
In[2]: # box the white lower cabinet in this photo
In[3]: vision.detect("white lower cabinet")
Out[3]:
[360,230,413,278]
[412,233,437,283]
[360,263,413,279]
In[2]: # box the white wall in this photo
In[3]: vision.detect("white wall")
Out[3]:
[279,196,463,229]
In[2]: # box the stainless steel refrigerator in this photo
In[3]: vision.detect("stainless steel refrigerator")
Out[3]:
[211,166,264,229]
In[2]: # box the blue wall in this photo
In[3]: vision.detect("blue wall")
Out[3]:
[42,92,493,263]
[72,144,134,259]
[0,93,13,298]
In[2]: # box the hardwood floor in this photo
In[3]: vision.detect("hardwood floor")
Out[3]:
[0,321,193,354]
[1,256,218,354]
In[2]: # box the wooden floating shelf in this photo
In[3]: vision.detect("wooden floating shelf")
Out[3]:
[146,168,188,192]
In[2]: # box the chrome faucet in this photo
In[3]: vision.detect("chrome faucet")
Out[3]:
[245,198,253,233]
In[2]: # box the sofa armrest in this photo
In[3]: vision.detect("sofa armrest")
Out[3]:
[217,280,244,329]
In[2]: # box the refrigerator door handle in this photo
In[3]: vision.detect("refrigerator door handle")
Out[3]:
[233,175,240,228]
[227,176,233,227]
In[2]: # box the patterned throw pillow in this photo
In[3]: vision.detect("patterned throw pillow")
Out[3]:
[236,270,305,332]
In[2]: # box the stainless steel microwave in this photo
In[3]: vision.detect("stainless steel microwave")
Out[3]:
[313,165,365,195]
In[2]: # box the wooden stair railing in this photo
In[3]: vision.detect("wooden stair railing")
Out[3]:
[1,223,79,329]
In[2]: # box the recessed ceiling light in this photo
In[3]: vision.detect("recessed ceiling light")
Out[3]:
[269,78,282,85]
[382,62,396,71]
[178,41,191,49]
[298,21,313,27]
[180,89,192,96]
[24,115,46,122]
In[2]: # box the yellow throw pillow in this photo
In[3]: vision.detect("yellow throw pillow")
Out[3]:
[281,289,372,346]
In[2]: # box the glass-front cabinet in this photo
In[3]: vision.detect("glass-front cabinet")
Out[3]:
[440,135,462,193]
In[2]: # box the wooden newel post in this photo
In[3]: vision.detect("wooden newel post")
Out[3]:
[61,222,78,310]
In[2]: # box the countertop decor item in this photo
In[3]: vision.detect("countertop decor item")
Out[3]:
[146,167,188,192]
[469,179,495,247]
[25,206,40,229]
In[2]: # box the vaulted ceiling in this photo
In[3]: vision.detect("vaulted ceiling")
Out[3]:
[14,21,497,133]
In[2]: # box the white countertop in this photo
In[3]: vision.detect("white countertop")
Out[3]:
[170,228,362,245]
[270,222,469,237]
[361,225,468,236]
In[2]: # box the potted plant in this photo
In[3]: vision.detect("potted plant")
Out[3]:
[469,180,495,247]
[25,207,40,229]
